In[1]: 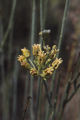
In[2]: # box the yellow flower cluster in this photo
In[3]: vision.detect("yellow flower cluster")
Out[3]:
[17,44,63,80]
[41,58,63,79]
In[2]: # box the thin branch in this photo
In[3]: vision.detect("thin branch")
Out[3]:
[58,80,71,120]
[66,83,80,104]
[65,73,80,104]
[71,71,80,84]
[51,0,70,95]
[57,0,70,53]
[52,75,61,120]
[43,80,52,107]
[57,72,80,120]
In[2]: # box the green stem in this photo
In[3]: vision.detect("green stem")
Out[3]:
[43,80,52,107]
[29,0,36,120]
[47,0,70,119]
[57,0,70,53]
[37,79,43,120]
[12,52,19,120]
[35,0,44,119]
[52,75,61,120]
[28,59,35,68]
[40,0,43,45]
[52,0,70,93]
[8,23,14,62]
[36,76,41,120]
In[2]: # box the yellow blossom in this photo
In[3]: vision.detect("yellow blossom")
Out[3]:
[50,45,59,58]
[32,44,41,56]
[21,47,30,58]
[17,55,30,69]
[43,45,51,54]
[41,67,54,78]
[30,68,38,76]
[52,58,63,69]
[38,50,46,64]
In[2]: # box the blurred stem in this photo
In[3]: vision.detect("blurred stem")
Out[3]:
[46,0,70,119]
[0,0,16,50]
[1,53,10,120]
[0,13,9,120]
[23,74,29,107]
[8,23,14,62]
[0,1,16,119]
[1,52,6,120]
[37,79,43,120]
[30,75,34,120]
[12,52,19,120]
[0,15,3,43]
[43,0,48,28]
[36,77,40,120]
[30,0,36,46]
[40,0,43,45]
[40,0,43,32]
[29,0,36,120]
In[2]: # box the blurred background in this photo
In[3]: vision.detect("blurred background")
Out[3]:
[0,0,80,120]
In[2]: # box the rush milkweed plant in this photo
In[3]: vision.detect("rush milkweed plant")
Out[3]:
[17,0,80,120]
[17,43,63,80]
[17,37,63,120]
